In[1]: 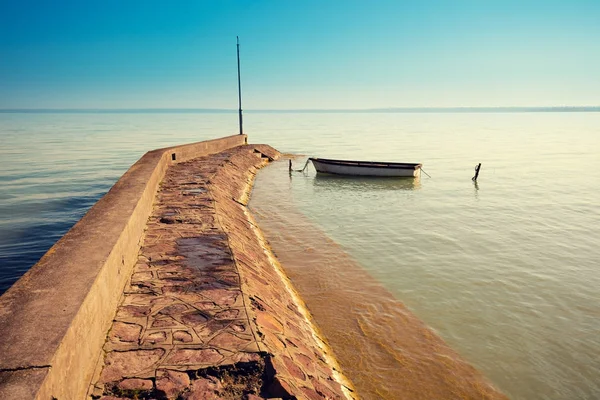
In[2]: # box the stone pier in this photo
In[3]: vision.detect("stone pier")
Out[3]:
[0,136,352,400]
[88,144,352,399]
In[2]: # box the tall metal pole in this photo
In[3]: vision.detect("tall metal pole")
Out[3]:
[237,36,243,135]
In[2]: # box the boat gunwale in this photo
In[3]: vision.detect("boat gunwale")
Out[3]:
[309,157,422,170]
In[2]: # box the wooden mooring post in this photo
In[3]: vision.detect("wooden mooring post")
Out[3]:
[472,163,482,181]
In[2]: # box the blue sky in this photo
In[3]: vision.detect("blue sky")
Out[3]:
[1,0,599,109]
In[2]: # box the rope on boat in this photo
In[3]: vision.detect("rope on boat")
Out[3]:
[420,168,431,178]
[289,159,310,173]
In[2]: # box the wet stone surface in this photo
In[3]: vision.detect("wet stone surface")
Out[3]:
[90,145,350,400]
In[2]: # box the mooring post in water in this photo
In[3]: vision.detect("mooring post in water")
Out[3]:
[472,163,482,181]
[289,159,292,172]
[237,36,243,135]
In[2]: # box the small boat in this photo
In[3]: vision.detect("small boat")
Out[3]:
[309,157,422,177]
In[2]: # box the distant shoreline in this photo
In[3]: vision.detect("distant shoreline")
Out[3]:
[1,106,599,114]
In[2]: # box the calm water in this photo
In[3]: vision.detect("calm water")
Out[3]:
[1,112,599,399]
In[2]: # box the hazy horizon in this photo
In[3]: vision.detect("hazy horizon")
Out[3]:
[1,106,600,113]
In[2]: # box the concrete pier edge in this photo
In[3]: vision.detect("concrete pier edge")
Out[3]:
[0,135,248,399]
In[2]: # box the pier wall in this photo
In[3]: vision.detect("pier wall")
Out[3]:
[0,135,247,399]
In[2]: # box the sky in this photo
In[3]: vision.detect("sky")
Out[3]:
[1,0,599,109]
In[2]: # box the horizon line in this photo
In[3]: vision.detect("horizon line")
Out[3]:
[1,106,600,114]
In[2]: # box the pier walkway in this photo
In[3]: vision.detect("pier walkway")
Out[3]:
[88,144,351,399]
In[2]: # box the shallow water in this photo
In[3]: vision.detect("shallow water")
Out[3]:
[248,112,600,400]
[1,111,599,399]
[250,166,508,399]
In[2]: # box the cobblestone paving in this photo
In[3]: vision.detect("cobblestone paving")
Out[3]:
[90,145,351,400]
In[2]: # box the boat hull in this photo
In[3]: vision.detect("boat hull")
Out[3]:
[309,158,421,177]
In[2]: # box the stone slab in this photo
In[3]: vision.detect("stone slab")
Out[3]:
[0,369,48,399]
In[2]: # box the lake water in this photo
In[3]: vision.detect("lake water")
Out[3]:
[1,111,599,399]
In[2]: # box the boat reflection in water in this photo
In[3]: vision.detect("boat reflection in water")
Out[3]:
[313,173,421,191]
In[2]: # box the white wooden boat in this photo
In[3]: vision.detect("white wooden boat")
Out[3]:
[309,157,422,177]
